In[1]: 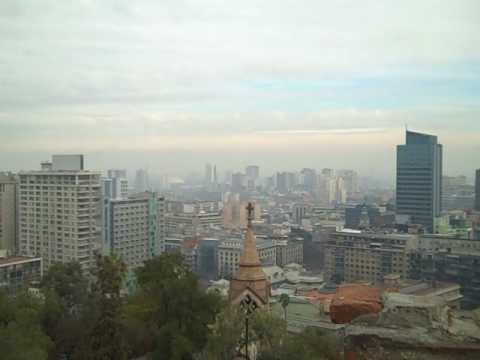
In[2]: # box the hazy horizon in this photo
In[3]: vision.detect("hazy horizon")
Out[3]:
[1,1,479,180]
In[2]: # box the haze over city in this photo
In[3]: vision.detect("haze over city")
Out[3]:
[1,0,479,179]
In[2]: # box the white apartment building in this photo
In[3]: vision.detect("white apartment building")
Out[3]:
[0,173,17,254]
[104,193,165,270]
[18,156,102,272]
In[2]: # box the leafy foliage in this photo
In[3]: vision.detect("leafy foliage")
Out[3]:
[0,291,52,360]
[128,252,222,360]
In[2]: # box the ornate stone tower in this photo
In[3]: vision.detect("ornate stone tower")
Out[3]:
[229,202,270,308]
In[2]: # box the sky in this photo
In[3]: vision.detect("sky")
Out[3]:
[0,0,479,181]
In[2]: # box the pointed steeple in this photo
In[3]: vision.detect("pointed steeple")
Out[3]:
[229,202,270,307]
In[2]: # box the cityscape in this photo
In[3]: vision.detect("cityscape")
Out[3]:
[1,1,480,360]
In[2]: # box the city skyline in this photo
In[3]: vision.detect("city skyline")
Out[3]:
[1,1,479,177]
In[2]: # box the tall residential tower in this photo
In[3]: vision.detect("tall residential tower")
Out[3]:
[18,155,102,272]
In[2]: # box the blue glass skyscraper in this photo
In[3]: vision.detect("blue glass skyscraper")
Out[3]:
[396,130,443,233]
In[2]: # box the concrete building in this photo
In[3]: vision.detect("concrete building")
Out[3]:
[245,165,260,180]
[103,169,128,200]
[410,249,480,309]
[0,173,17,254]
[300,168,317,192]
[324,230,419,284]
[166,211,223,237]
[337,169,359,198]
[218,237,277,279]
[292,203,307,225]
[104,192,165,270]
[272,237,303,267]
[51,154,84,171]
[18,156,102,272]
[134,169,149,193]
[231,172,246,193]
[0,254,42,295]
[223,197,261,229]
[396,130,443,233]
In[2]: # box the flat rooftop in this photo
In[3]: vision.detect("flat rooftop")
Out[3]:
[0,256,42,266]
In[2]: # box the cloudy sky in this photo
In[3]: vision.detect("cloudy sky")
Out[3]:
[1,0,479,180]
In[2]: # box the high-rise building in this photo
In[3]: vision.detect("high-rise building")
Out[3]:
[396,130,442,233]
[475,169,480,212]
[134,169,149,192]
[107,169,127,179]
[104,192,165,270]
[18,156,102,272]
[337,169,359,197]
[0,173,17,254]
[245,165,260,180]
[103,169,128,200]
[205,163,213,185]
[300,168,317,192]
[276,172,296,194]
[231,172,246,193]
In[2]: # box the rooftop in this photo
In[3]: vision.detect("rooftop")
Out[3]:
[0,256,42,266]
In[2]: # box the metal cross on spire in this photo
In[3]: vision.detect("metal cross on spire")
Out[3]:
[246,202,254,225]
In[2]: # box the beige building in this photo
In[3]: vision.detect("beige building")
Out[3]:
[324,230,419,284]
[166,211,223,237]
[18,156,102,272]
[0,173,17,254]
[105,192,165,270]
[223,197,261,229]
[0,254,42,295]
[218,237,276,279]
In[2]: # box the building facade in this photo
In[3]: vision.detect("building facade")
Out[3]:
[396,130,443,233]
[217,238,276,279]
[0,255,42,295]
[18,156,102,272]
[324,230,418,284]
[104,193,165,270]
[0,173,17,254]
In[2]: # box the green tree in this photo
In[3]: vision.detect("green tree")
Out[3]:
[78,255,128,360]
[196,305,244,360]
[0,291,52,360]
[40,262,91,359]
[128,253,222,360]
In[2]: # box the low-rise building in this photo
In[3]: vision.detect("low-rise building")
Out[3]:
[0,255,42,295]
[217,237,276,279]
[324,230,419,284]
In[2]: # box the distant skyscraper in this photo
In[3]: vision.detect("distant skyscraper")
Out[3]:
[300,168,317,192]
[135,169,149,192]
[18,156,102,272]
[396,130,442,232]
[104,169,128,200]
[231,172,246,193]
[205,163,213,185]
[475,169,480,212]
[107,169,127,179]
[245,165,260,180]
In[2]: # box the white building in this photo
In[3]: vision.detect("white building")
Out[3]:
[18,155,102,272]
[104,192,165,270]
[0,173,17,254]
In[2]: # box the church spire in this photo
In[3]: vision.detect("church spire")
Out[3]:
[229,202,270,307]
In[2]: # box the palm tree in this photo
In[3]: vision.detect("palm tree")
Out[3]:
[279,294,290,321]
